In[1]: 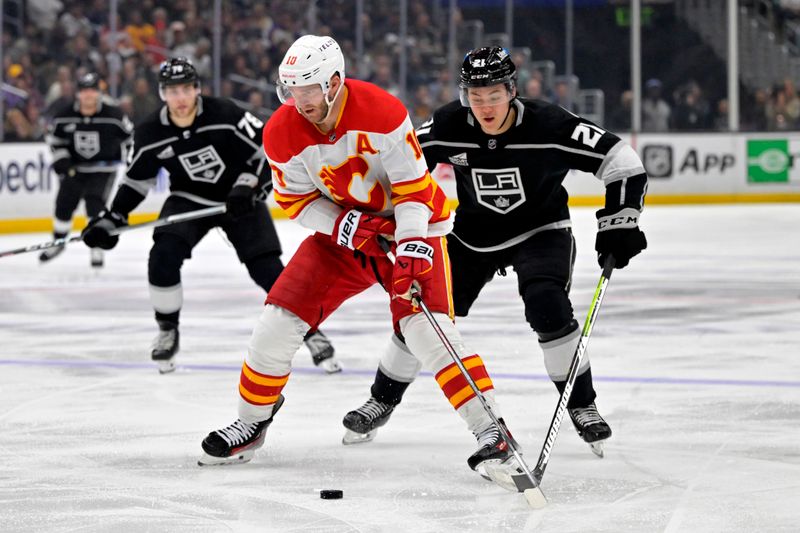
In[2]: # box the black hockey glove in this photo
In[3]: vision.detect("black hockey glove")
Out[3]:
[226,173,261,219]
[81,209,127,250]
[595,206,647,269]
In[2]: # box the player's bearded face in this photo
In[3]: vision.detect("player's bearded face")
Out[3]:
[164,83,200,119]
[467,85,513,134]
[289,85,328,123]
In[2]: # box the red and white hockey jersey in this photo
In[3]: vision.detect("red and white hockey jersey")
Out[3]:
[264,79,452,241]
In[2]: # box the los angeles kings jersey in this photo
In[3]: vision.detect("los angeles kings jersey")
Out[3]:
[122,96,269,205]
[46,100,132,172]
[264,79,452,241]
[418,98,648,251]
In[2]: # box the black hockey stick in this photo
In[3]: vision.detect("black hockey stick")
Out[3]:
[378,237,545,505]
[507,254,616,496]
[0,205,227,259]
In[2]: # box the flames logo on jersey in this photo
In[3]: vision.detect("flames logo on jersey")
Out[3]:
[471,167,526,214]
[74,131,100,159]
[178,145,226,184]
[318,155,388,212]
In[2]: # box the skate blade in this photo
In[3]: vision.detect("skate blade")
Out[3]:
[156,359,176,374]
[197,450,255,466]
[342,429,376,445]
[484,461,527,493]
[590,440,605,458]
[317,357,343,374]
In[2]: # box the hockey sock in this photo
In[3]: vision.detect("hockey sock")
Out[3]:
[371,368,411,406]
[435,354,494,410]
[238,361,289,411]
[554,366,597,408]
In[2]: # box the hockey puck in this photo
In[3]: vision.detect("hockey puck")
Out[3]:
[320,489,343,500]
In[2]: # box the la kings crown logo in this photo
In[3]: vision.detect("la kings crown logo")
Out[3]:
[74,131,100,159]
[471,167,525,214]
[178,145,226,183]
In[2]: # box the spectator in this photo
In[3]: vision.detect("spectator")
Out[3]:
[642,78,671,132]
[608,90,633,131]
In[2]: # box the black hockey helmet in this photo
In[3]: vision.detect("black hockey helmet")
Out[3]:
[458,47,517,107]
[158,57,200,99]
[77,72,101,91]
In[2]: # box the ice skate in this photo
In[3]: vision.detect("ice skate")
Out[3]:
[341,397,394,445]
[39,244,65,263]
[467,419,525,491]
[199,394,285,466]
[569,402,612,457]
[90,248,104,268]
[304,330,342,373]
[151,325,179,374]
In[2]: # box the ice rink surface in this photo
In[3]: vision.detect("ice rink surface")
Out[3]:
[1,204,799,533]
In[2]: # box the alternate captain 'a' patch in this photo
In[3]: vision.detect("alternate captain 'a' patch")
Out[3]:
[470,167,525,214]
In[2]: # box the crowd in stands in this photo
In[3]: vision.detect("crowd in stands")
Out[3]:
[2,0,798,142]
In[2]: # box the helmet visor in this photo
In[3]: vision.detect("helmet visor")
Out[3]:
[459,80,516,108]
[277,82,325,106]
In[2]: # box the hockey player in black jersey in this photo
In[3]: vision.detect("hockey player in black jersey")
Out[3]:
[82,57,339,374]
[41,72,132,267]
[343,47,648,457]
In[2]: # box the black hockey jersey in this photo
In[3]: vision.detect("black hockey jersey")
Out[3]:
[120,96,269,207]
[417,98,648,251]
[46,100,132,175]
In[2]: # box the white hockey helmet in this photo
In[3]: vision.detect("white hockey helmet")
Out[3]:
[277,35,345,105]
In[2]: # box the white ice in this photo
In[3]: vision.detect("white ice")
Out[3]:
[1,205,799,533]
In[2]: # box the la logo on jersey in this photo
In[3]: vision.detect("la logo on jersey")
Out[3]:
[178,145,226,183]
[471,167,525,214]
[75,131,100,159]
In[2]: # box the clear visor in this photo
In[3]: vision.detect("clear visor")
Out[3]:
[459,80,516,107]
[277,82,324,106]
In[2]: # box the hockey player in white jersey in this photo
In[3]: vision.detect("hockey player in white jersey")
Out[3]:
[199,36,525,489]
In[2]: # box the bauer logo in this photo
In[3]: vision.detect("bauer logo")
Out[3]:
[747,139,794,183]
[471,167,525,214]
[642,145,672,178]
[178,145,226,184]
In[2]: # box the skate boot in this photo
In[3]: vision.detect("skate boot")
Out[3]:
[467,419,524,491]
[151,324,179,374]
[569,402,612,457]
[304,330,342,373]
[199,394,285,466]
[90,248,104,268]
[342,397,394,445]
[39,244,66,263]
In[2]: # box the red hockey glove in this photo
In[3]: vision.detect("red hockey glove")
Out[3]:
[332,209,396,257]
[392,239,435,299]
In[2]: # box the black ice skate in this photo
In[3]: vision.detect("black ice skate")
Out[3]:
[39,244,65,263]
[304,330,342,373]
[341,397,394,445]
[468,420,529,492]
[198,394,285,466]
[569,402,612,457]
[151,325,179,374]
[90,248,104,268]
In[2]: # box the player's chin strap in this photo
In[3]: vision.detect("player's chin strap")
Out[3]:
[377,237,542,499]
[309,82,345,126]
[0,205,227,259]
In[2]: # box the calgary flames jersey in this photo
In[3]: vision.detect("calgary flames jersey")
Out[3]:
[264,79,452,240]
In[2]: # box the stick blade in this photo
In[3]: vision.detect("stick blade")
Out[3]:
[524,487,548,509]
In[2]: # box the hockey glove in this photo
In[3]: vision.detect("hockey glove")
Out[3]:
[392,238,435,299]
[81,209,127,250]
[595,206,647,269]
[226,174,260,219]
[332,208,396,257]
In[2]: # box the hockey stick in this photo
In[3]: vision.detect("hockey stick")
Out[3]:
[0,205,226,259]
[506,254,616,497]
[378,238,544,505]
